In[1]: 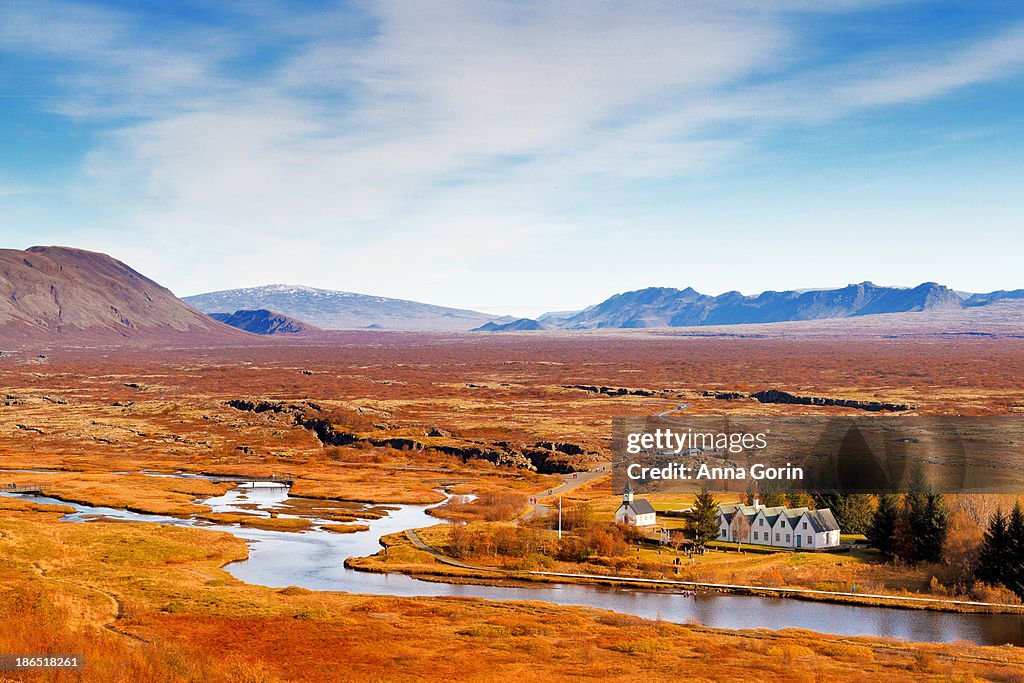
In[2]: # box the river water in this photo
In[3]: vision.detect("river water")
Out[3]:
[8,484,1024,646]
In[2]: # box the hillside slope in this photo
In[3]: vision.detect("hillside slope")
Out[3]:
[0,246,244,343]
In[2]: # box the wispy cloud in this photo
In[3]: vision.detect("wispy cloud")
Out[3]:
[2,1,1023,307]
[835,22,1024,106]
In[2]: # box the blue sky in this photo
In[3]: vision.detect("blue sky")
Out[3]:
[1,1,1023,316]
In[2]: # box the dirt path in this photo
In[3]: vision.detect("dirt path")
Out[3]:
[404,529,502,572]
[31,562,147,642]
[520,401,691,522]
[523,464,609,521]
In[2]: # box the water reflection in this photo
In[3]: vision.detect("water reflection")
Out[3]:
[204,482,290,515]
[5,489,1023,647]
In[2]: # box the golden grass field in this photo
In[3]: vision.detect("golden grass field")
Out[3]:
[5,494,1024,682]
[1,333,1023,680]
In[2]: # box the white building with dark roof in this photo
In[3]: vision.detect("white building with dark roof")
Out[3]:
[615,480,657,527]
[717,500,840,549]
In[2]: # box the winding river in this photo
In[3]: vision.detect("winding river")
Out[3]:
[8,483,1024,647]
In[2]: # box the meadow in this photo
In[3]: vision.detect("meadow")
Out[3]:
[0,331,1022,680]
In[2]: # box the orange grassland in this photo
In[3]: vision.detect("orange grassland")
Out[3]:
[0,331,1023,681]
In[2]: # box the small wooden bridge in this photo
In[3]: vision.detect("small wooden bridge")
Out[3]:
[3,483,43,494]
[205,475,295,486]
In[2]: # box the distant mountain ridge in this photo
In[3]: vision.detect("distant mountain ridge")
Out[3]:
[184,284,510,332]
[209,309,315,335]
[476,282,1023,331]
[472,318,545,332]
[7,246,1016,341]
[0,246,243,343]
[964,289,1024,307]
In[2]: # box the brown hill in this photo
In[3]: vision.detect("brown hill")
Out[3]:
[0,246,245,344]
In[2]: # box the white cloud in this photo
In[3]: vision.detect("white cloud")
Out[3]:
[835,22,1024,106]
[4,1,1024,309]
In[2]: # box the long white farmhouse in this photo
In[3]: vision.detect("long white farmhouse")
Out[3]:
[717,500,840,549]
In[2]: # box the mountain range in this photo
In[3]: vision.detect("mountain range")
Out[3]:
[1,245,1022,343]
[184,285,509,332]
[472,282,1024,331]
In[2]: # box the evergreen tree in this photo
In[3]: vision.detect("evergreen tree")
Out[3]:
[976,507,1009,588]
[903,489,929,562]
[692,489,720,549]
[891,504,918,564]
[867,493,901,560]
[786,492,817,510]
[916,493,949,564]
[812,492,839,515]
[828,494,876,536]
[892,467,948,565]
[759,479,784,508]
[1006,502,1024,597]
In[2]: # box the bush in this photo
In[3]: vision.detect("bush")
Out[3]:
[458,624,512,638]
[437,491,528,522]
[818,642,874,663]
[969,581,1022,604]
[912,650,940,674]
[560,502,594,531]
[556,524,630,562]
[766,644,814,664]
[447,523,546,559]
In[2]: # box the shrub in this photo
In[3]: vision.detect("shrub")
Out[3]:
[766,644,814,664]
[556,524,630,562]
[818,642,874,663]
[911,650,940,674]
[447,523,545,559]
[969,581,1022,604]
[439,491,527,522]
[609,638,662,655]
[458,624,512,638]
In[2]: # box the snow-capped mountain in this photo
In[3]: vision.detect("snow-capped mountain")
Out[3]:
[184,285,510,331]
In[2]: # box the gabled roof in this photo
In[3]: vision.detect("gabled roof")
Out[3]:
[718,503,839,532]
[620,498,656,516]
[721,504,787,526]
[782,508,809,528]
[759,506,786,526]
[804,508,840,532]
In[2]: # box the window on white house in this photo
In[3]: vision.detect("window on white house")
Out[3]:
[807,535,812,544]
[786,534,790,542]
[759,519,764,526]
[802,522,807,529]
[775,533,780,542]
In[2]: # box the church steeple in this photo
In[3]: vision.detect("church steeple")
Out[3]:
[622,478,634,505]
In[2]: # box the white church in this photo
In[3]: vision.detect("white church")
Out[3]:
[614,479,657,527]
